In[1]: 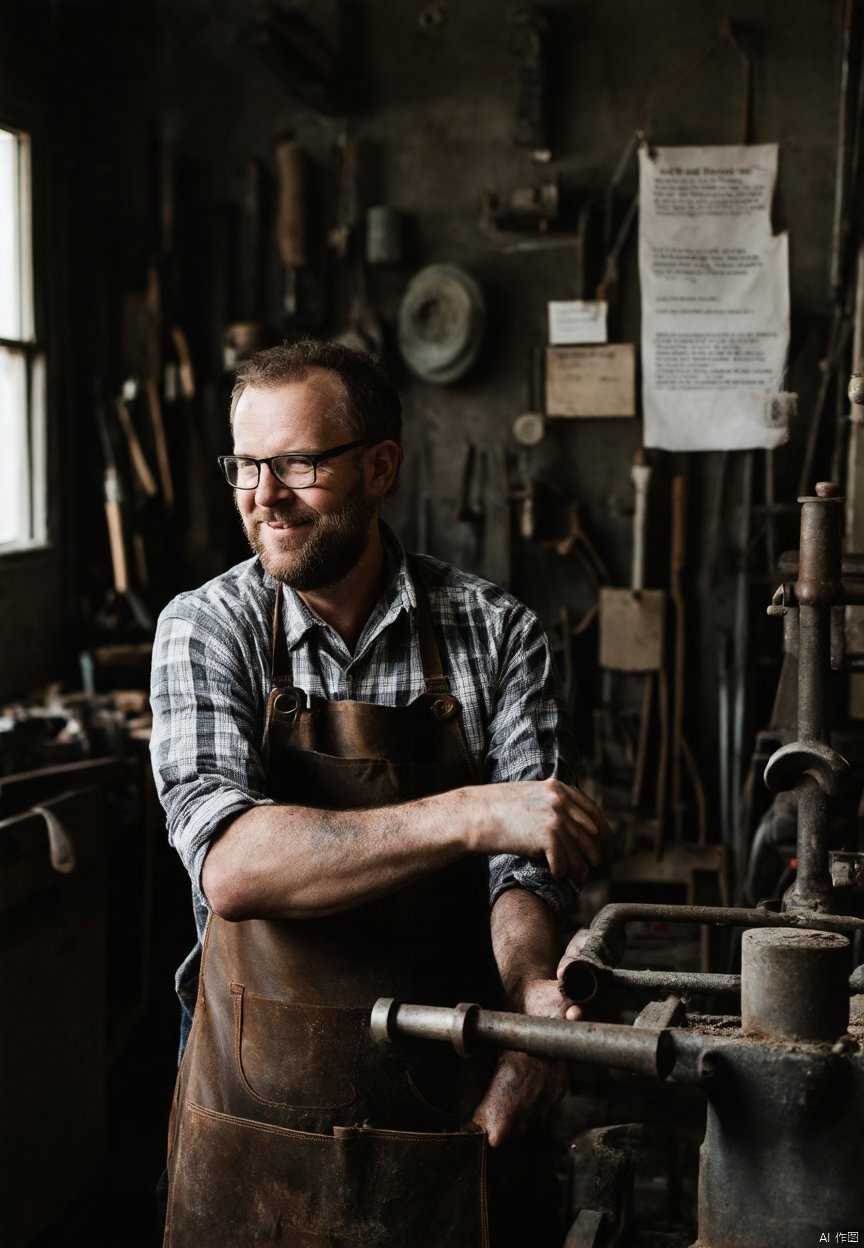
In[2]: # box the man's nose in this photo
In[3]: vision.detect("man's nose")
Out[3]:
[254,462,297,507]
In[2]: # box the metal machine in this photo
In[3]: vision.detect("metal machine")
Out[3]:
[372,480,864,1248]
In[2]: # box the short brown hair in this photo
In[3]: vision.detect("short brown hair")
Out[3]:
[229,339,403,445]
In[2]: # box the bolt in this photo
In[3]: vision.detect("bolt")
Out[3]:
[815,482,840,498]
[849,374,864,406]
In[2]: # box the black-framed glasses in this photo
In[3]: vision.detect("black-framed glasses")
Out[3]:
[218,440,373,490]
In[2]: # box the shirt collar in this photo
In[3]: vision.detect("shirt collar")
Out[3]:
[263,521,417,655]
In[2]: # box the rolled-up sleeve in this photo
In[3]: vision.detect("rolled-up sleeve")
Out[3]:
[149,603,274,910]
[485,604,580,923]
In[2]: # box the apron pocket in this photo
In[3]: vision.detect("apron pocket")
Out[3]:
[333,1122,490,1247]
[232,984,364,1109]
[167,1101,488,1248]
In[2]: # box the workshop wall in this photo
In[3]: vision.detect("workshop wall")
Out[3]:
[2,0,844,850]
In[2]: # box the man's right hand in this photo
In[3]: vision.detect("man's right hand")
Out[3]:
[460,777,611,881]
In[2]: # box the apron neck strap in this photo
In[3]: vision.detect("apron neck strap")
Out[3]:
[269,559,451,695]
[409,558,451,696]
[271,582,292,684]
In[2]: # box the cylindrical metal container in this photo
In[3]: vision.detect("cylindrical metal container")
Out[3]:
[365,205,403,266]
[741,927,850,1043]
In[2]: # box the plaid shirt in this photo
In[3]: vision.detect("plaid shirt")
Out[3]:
[150,527,578,1004]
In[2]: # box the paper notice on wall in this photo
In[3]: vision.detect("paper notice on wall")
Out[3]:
[546,345,636,417]
[548,300,608,345]
[639,143,793,451]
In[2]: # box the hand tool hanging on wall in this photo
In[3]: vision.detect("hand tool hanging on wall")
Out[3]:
[93,388,153,633]
[332,130,383,354]
[274,134,308,322]
[114,380,158,589]
[599,452,666,675]
[96,396,129,597]
[113,385,158,502]
[223,157,273,364]
[238,157,267,324]
[221,160,275,368]
[539,501,611,692]
[120,267,174,512]
[597,452,668,843]
[509,348,546,541]
[669,474,708,846]
[510,6,551,162]
[154,115,197,400]
[452,441,487,574]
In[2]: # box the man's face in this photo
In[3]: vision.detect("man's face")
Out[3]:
[231,372,377,591]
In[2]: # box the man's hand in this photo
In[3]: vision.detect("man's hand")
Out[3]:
[469,975,582,1147]
[462,778,611,883]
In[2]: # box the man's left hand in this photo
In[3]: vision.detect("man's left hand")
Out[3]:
[469,977,581,1148]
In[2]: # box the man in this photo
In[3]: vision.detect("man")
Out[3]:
[150,339,609,1247]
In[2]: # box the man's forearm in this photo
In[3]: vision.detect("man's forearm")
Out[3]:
[490,887,561,1011]
[201,777,604,923]
[202,791,471,920]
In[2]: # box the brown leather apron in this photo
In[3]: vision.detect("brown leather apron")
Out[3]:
[163,563,505,1247]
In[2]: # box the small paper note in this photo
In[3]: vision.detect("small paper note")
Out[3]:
[548,300,608,345]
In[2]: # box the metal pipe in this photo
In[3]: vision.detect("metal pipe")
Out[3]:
[560,901,864,1003]
[830,0,854,298]
[371,998,677,1080]
[579,967,741,1000]
[789,484,843,911]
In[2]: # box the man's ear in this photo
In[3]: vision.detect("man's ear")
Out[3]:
[367,441,403,497]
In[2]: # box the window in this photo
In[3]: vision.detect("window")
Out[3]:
[0,124,46,551]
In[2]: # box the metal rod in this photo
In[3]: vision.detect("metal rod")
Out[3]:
[594,967,741,999]
[732,451,754,901]
[371,999,676,1081]
[830,0,854,298]
[790,485,842,910]
[560,901,864,1003]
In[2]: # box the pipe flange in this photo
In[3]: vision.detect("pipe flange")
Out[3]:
[763,740,850,798]
[370,997,399,1045]
[451,1002,479,1058]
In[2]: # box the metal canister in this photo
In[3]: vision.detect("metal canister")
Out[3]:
[365,205,403,267]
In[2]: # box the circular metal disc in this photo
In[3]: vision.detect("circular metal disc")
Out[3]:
[512,412,545,446]
[397,263,486,385]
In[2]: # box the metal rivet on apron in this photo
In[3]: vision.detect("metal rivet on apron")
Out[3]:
[273,691,300,715]
[430,696,456,720]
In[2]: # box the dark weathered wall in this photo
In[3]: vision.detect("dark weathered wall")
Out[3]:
[0,1,844,849]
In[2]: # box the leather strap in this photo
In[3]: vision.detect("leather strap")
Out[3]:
[409,557,451,695]
[270,582,292,683]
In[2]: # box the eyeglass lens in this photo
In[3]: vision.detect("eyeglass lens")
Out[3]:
[224,456,317,488]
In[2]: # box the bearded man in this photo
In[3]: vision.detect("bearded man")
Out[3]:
[150,338,609,1247]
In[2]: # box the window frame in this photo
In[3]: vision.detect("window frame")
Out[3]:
[0,118,49,557]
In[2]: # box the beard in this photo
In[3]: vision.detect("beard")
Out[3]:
[239,474,377,591]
